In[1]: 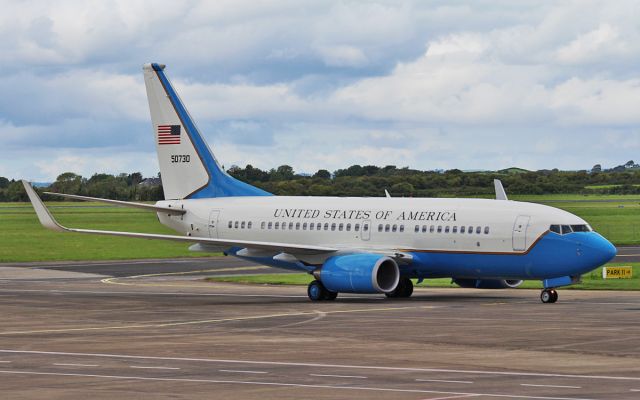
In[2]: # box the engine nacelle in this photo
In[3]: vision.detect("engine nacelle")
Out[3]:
[319,254,400,294]
[453,279,523,289]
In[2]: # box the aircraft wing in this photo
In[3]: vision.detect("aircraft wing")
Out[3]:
[23,181,337,255]
[44,191,186,215]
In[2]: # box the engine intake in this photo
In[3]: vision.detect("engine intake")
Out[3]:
[319,254,400,293]
[453,279,523,289]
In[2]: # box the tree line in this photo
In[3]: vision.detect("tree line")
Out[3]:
[1,161,639,202]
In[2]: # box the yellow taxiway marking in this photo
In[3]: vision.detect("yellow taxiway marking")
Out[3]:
[100,265,269,287]
[0,306,434,336]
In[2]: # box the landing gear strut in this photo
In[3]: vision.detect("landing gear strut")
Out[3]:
[385,277,414,298]
[540,289,558,304]
[307,280,338,301]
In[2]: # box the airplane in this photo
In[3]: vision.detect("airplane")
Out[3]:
[22,63,617,303]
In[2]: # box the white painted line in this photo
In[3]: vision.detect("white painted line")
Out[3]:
[0,361,11,364]
[0,370,599,400]
[425,395,479,400]
[129,366,180,370]
[1,349,637,382]
[520,384,581,389]
[0,288,307,299]
[310,373,367,379]
[219,369,267,374]
[416,378,474,384]
[53,363,99,367]
[630,389,640,392]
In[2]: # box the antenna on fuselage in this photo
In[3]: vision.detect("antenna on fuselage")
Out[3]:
[494,179,508,200]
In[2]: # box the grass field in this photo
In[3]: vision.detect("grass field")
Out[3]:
[1,193,639,262]
[206,263,640,291]
[0,202,211,262]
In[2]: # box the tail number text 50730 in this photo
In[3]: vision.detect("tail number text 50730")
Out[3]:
[171,155,191,163]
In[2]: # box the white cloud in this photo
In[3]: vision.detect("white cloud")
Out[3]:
[1,0,640,181]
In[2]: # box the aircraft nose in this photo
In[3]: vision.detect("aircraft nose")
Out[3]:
[588,234,617,265]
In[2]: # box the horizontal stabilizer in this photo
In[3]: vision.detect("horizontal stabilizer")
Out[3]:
[44,192,185,215]
[23,181,335,255]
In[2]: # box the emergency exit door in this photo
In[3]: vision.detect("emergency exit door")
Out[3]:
[512,215,530,251]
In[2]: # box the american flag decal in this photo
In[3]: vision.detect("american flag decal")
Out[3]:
[157,125,181,145]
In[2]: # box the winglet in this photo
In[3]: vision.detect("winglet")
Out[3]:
[21,181,66,232]
[384,189,391,198]
[494,179,508,200]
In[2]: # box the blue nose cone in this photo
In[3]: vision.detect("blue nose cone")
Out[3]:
[588,233,617,266]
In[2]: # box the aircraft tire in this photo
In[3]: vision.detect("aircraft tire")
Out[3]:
[323,290,338,301]
[540,289,558,304]
[308,280,325,301]
[385,278,413,298]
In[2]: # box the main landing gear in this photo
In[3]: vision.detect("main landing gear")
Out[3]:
[540,289,558,304]
[307,280,338,301]
[385,277,414,299]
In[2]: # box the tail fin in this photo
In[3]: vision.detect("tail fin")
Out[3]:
[142,63,271,200]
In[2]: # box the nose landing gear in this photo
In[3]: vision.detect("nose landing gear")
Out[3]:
[540,289,558,303]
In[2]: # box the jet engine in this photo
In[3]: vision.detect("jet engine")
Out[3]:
[452,279,523,289]
[318,254,399,293]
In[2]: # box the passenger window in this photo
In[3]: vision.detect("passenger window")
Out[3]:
[561,225,572,234]
[331,223,336,231]
[437,226,442,233]
[289,222,294,230]
[338,223,344,231]
[241,221,246,229]
[228,221,233,229]
[346,223,351,231]
[385,224,390,232]
[468,226,473,234]
[363,223,369,232]
[274,222,280,229]
[378,224,383,232]
[248,221,252,229]
[452,226,458,234]
[445,226,450,233]
[484,226,489,234]
[310,223,315,230]
[355,223,360,231]
[234,221,239,229]
[268,222,273,229]
[550,225,561,234]
[430,225,435,233]
[261,222,265,229]
[476,226,481,234]
[296,222,301,230]
[303,223,307,230]
[461,226,465,234]
[422,225,427,233]
[392,224,397,232]
[414,225,420,233]
[282,222,287,230]
[399,225,404,233]
[324,223,329,230]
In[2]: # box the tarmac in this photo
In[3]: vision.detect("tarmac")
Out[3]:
[0,255,638,399]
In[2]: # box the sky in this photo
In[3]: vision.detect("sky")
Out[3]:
[2,0,640,181]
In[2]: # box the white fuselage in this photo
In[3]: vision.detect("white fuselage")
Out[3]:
[157,196,585,262]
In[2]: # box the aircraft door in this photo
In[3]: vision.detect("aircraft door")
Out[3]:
[361,219,371,241]
[208,210,220,238]
[512,215,530,251]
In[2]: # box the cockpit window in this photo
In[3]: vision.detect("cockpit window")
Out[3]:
[571,224,592,232]
[550,224,592,235]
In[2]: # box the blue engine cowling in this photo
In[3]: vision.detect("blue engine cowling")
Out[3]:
[319,254,400,294]
[453,279,523,289]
